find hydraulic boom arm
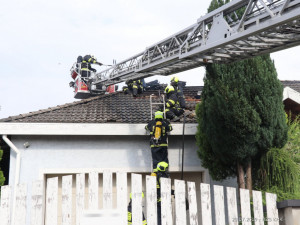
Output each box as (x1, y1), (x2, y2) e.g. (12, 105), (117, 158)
(94, 0), (300, 87)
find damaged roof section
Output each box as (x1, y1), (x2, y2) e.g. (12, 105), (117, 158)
(0, 86), (202, 124)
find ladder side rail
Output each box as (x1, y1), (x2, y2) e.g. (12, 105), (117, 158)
(150, 94), (166, 120)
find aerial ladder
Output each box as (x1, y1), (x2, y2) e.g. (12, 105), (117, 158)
(70, 0), (300, 99)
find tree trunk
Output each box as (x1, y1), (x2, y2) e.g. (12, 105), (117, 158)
(246, 158), (252, 196)
(237, 161), (245, 189)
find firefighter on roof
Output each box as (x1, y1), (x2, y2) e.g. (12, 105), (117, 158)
(164, 85), (185, 121)
(170, 76), (186, 109)
(127, 192), (147, 225)
(145, 111), (172, 169)
(123, 79), (144, 97)
(80, 54), (103, 78)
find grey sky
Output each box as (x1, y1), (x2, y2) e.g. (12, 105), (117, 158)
(0, 0), (299, 119)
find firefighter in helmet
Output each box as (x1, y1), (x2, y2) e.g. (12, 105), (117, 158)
(151, 161), (172, 225)
(123, 79), (144, 97)
(164, 85), (184, 121)
(145, 111), (172, 169)
(152, 162), (189, 225)
(127, 192), (147, 225)
(80, 54), (103, 78)
(170, 76), (186, 109)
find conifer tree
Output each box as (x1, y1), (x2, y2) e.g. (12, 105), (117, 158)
(196, 0), (288, 191)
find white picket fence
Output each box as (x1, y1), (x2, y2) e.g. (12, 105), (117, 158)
(0, 171), (280, 225)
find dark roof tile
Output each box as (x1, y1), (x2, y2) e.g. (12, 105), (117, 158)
(2, 81), (298, 124)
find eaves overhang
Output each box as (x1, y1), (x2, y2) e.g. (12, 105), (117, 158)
(0, 123), (197, 136)
(283, 87), (300, 104)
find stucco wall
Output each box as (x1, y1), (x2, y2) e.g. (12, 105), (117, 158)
(9, 135), (206, 186)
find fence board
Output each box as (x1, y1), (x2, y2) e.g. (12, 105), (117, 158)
(252, 190), (264, 225)
(88, 171), (98, 210)
(132, 173), (143, 225)
(175, 179), (187, 225)
(266, 193), (279, 225)
(187, 182), (198, 225)
(226, 187), (238, 225)
(76, 173), (85, 225)
(14, 183), (27, 225)
(62, 175), (73, 225)
(240, 189), (251, 225)
(160, 177), (172, 225)
(0, 185), (11, 225)
(31, 180), (44, 225)
(117, 172), (127, 225)
(146, 175), (157, 225)
(214, 185), (225, 225)
(45, 177), (58, 225)
(103, 171), (113, 209)
(200, 183), (212, 225)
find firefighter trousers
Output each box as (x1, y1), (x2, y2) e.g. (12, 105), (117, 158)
(166, 107), (184, 120)
(151, 146), (168, 169)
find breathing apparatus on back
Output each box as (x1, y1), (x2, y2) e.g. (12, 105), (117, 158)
(153, 111), (164, 144)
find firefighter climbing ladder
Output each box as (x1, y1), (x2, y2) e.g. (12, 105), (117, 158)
(93, 0), (300, 88)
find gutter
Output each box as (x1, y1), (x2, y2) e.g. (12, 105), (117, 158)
(2, 135), (21, 225)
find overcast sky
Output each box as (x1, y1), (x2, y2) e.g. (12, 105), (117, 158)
(0, 0), (299, 119)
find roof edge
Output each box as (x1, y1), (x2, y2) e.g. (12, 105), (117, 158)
(283, 87), (300, 104)
(0, 123), (197, 136)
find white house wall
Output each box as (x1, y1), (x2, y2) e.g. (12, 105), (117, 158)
(9, 135), (205, 187)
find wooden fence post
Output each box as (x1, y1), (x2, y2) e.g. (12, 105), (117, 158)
(88, 172), (98, 210)
(0, 185), (12, 225)
(62, 175), (72, 225)
(175, 179), (187, 225)
(146, 175), (157, 225)
(266, 193), (279, 225)
(240, 188), (251, 225)
(103, 171), (113, 209)
(76, 173), (85, 225)
(187, 181), (198, 225)
(132, 173), (143, 225)
(213, 185), (225, 225)
(252, 190), (264, 225)
(160, 177), (172, 225)
(200, 183), (212, 225)
(226, 187), (238, 225)
(31, 180), (44, 225)
(14, 183), (27, 225)
(117, 172), (127, 225)
(45, 177), (58, 225)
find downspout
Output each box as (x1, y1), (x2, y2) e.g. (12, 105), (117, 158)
(2, 135), (21, 225)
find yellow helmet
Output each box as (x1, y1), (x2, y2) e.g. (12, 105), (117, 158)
(156, 161), (169, 172)
(171, 76), (179, 83)
(155, 111), (164, 119)
(165, 85), (175, 94)
(130, 192), (145, 199)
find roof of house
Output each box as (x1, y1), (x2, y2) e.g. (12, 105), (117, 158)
(1, 80), (299, 124)
(0, 86), (202, 124)
(281, 80), (300, 93)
